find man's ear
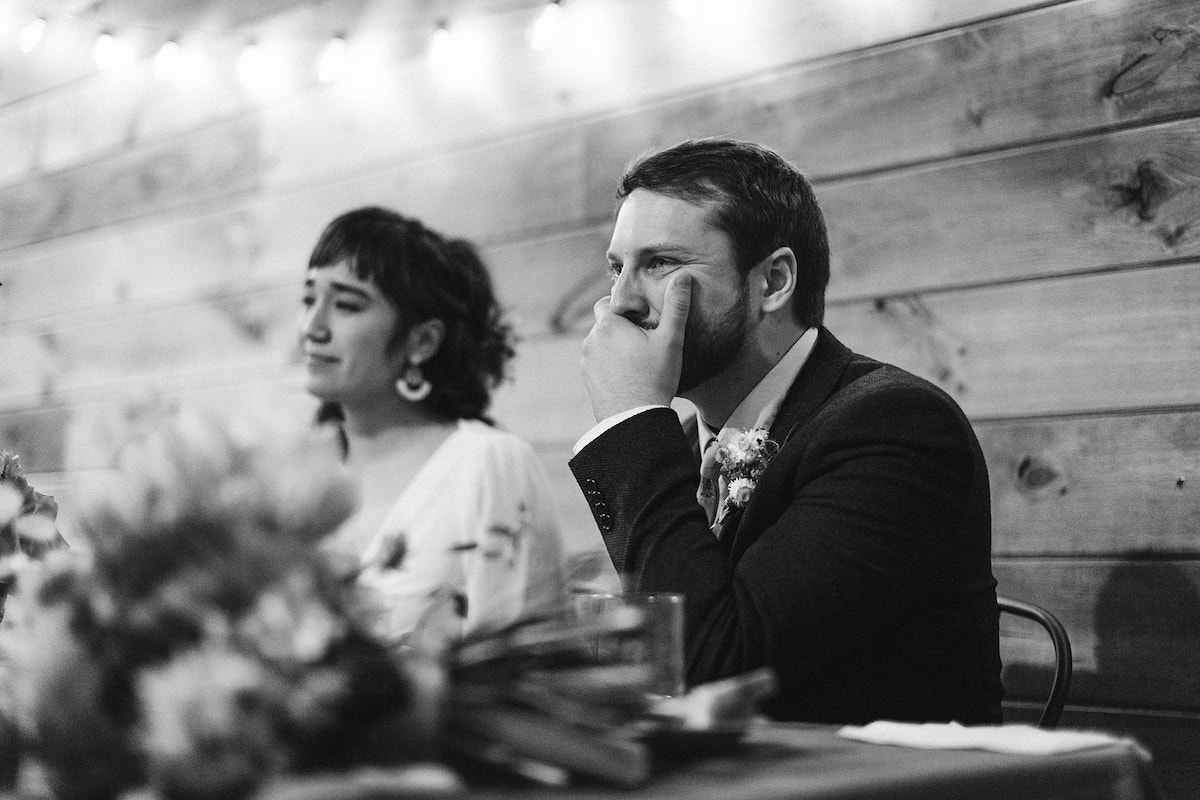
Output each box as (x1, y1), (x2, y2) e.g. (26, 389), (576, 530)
(758, 247), (797, 315)
(404, 319), (447, 364)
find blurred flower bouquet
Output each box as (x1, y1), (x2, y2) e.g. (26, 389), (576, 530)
(0, 411), (437, 800)
(0, 451), (66, 620)
(0, 408), (778, 800)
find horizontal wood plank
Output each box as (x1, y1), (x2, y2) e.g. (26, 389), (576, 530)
(5, 261), (1200, 430)
(994, 559), (1200, 711)
(827, 261), (1200, 417)
(821, 117), (1200, 300)
(0, 116), (261, 252)
(979, 410), (1200, 557)
(11, 377), (1198, 561)
(12, 113), (1200, 345)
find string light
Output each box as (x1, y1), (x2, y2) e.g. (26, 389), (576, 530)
(152, 36), (180, 81)
(3, 1), (619, 99)
(316, 31), (347, 84)
(427, 17), (488, 89)
(236, 37), (293, 96)
(428, 19), (452, 65)
(17, 15), (45, 53)
(92, 28), (114, 68)
(527, 0), (562, 52)
(235, 39), (263, 88)
(92, 27), (134, 71)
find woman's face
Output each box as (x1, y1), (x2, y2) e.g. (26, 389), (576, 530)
(299, 260), (404, 405)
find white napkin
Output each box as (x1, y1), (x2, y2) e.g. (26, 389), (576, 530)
(837, 720), (1122, 755)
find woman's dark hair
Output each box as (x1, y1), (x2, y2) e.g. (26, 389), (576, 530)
(308, 206), (515, 423)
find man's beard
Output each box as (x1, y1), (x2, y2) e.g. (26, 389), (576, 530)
(677, 281), (750, 394)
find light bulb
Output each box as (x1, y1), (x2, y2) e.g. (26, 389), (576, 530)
(236, 39), (263, 88)
(317, 32), (347, 84)
(429, 20), (451, 64)
(92, 27), (136, 72)
(93, 28), (116, 70)
(528, 0), (562, 52)
(153, 38), (180, 81)
(18, 16), (45, 53)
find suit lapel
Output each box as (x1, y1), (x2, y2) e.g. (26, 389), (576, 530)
(723, 327), (854, 563)
(767, 327), (854, 448)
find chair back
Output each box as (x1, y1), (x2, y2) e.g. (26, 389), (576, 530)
(997, 595), (1073, 729)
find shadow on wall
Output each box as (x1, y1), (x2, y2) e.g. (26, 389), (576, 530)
(1093, 559), (1200, 710)
(1004, 558), (1200, 711)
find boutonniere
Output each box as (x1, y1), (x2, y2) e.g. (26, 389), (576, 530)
(715, 427), (779, 513)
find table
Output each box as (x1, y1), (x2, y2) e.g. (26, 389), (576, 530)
(469, 723), (1164, 800)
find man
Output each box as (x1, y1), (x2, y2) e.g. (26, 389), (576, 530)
(569, 139), (1002, 725)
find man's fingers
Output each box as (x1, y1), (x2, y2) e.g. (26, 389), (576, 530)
(658, 272), (692, 344)
(592, 294), (612, 322)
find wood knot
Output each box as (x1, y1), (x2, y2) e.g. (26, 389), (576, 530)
(1110, 159), (1174, 222)
(1015, 452), (1065, 499)
(965, 101), (986, 128)
(1105, 26), (1198, 98)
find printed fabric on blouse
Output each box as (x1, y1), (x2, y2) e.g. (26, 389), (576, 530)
(329, 419), (567, 645)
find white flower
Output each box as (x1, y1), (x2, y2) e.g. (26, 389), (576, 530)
(727, 477), (756, 508)
(13, 514), (58, 546)
(0, 485), (22, 526)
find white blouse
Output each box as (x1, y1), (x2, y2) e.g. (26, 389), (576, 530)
(325, 419), (567, 644)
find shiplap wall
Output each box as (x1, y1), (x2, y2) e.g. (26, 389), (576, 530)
(1, 0), (1198, 794)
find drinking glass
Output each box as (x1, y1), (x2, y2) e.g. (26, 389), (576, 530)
(572, 591), (686, 698)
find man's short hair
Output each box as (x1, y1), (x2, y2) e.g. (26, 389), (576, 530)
(616, 138), (830, 329)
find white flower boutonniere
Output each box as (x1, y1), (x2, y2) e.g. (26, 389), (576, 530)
(715, 427), (779, 515)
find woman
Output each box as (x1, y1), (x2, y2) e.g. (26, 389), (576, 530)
(300, 206), (566, 644)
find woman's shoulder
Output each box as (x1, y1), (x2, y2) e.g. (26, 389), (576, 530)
(447, 421), (553, 513)
(452, 419), (538, 463)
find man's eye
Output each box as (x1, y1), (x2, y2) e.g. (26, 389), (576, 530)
(335, 302), (364, 312)
(648, 257), (676, 271)
(607, 263), (622, 281)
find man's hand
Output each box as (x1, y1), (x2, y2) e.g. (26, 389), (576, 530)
(580, 272), (692, 421)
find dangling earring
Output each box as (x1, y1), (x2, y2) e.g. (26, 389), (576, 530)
(396, 360), (432, 402)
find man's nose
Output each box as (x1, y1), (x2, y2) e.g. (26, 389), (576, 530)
(608, 270), (651, 323)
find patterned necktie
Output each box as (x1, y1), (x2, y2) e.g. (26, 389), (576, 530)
(697, 434), (721, 529)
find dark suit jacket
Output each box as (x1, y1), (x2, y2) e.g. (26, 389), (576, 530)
(570, 328), (1003, 725)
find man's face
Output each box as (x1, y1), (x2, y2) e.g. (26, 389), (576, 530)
(606, 188), (751, 394)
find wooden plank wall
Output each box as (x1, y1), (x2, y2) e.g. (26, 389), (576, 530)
(1, 0), (1198, 793)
